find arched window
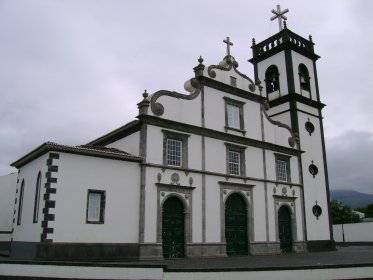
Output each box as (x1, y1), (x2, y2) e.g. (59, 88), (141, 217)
(33, 172), (42, 223)
(17, 179), (25, 225)
(265, 65), (280, 94)
(299, 64), (310, 92)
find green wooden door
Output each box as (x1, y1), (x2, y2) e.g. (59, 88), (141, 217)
(225, 193), (248, 256)
(162, 196), (185, 258)
(278, 206), (292, 253)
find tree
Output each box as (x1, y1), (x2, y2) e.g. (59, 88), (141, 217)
(330, 200), (360, 224)
(356, 203), (373, 218)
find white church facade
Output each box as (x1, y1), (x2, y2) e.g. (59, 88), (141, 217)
(7, 24), (334, 260)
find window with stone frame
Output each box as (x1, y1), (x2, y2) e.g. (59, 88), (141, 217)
(162, 130), (190, 168)
(86, 190), (106, 224)
(225, 143), (247, 176)
(17, 179), (25, 225)
(33, 172), (42, 223)
(224, 97), (245, 132)
(275, 154), (291, 182)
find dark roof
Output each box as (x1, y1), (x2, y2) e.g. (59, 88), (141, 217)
(11, 142), (143, 168)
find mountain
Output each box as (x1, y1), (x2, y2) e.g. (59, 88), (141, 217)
(330, 189), (373, 209)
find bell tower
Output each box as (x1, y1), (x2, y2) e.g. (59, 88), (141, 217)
(249, 13), (334, 251)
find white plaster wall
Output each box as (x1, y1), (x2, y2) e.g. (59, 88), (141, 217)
(252, 183), (266, 242)
(0, 173), (17, 242)
(267, 103), (290, 117)
(12, 154), (49, 242)
(204, 87), (229, 132)
(52, 153), (140, 243)
(145, 125), (164, 165)
(263, 111), (294, 148)
(292, 51), (318, 101)
(204, 138), (226, 174)
(107, 131), (140, 156)
(204, 176), (221, 242)
(333, 222), (373, 242)
(0, 173), (17, 231)
(143, 168), (159, 243)
(244, 102), (262, 140)
(245, 147), (264, 179)
(202, 64), (259, 94)
(149, 91), (202, 126)
(297, 111), (330, 240)
(256, 51), (288, 96)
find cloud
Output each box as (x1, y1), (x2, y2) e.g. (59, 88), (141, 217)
(327, 131), (373, 194)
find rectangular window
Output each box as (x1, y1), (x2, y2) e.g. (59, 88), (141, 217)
(162, 130), (190, 168)
(275, 154), (291, 182)
(228, 150), (240, 175)
(166, 138), (182, 166)
(230, 76), (237, 87)
(86, 190), (105, 224)
(225, 143), (247, 177)
(17, 180), (25, 225)
(224, 97), (245, 133)
(227, 104), (240, 129)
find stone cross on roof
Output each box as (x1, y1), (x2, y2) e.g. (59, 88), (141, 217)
(270, 4), (289, 31)
(223, 37), (233, 57)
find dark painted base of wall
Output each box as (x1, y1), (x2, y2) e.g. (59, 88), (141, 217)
(11, 242), (139, 261)
(307, 240), (336, 252)
(335, 242), (373, 246)
(0, 241), (10, 251)
(10, 240), (337, 260)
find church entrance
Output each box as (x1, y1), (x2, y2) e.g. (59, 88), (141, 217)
(278, 206), (292, 253)
(225, 193), (248, 256)
(162, 196), (185, 258)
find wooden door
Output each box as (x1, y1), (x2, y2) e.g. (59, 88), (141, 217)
(162, 196), (185, 258)
(225, 193), (248, 256)
(278, 206), (292, 253)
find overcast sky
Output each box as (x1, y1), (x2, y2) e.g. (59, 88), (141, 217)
(1, 0), (372, 194)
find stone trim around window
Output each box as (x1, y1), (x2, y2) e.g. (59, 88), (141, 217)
(274, 153), (291, 183)
(162, 129), (190, 168)
(225, 143), (247, 177)
(17, 179), (25, 226)
(33, 171), (42, 223)
(86, 189), (106, 224)
(223, 96), (246, 135)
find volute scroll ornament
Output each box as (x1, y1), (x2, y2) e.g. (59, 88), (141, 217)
(150, 78), (201, 116)
(207, 55), (256, 92)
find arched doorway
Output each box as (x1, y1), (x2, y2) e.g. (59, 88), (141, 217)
(278, 205), (292, 253)
(225, 193), (248, 256)
(162, 196), (185, 258)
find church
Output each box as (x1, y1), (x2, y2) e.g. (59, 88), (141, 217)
(8, 18), (334, 260)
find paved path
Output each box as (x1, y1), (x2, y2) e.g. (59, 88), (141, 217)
(142, 246), (373, 271)
(1, 246), (373, 272)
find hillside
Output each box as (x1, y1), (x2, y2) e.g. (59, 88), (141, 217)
(330, 189), (373, 209)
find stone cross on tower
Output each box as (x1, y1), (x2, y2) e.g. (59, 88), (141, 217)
(223, 37), (233, 57)
(270, 5), (289, 31)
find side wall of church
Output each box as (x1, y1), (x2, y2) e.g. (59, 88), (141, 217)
(12, 154), (49, 242)
(51, 152), (141, 243)
(0, 173), (17, 249)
